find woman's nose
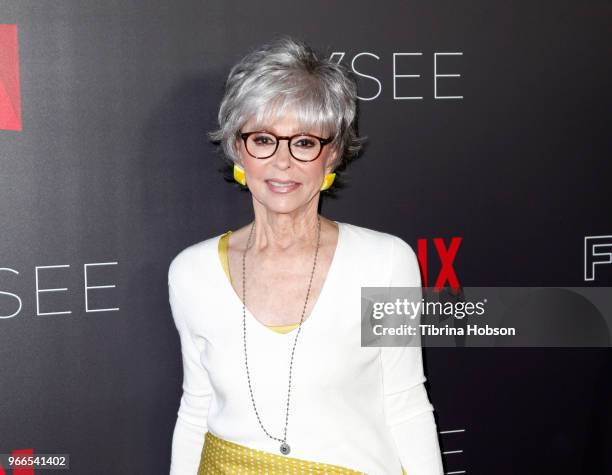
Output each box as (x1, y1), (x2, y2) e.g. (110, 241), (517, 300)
(271, 140), (292, 168)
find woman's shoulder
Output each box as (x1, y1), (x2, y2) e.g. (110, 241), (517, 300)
(339, 221), (414, 255)
(168, 231), (226, 286)
(341, 222), (420, 286)
(338, 221), (419, 286)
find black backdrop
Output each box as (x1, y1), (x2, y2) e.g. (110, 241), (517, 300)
(0, 1), (610, 474)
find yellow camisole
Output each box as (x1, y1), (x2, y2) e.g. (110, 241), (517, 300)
(201, 230), (408, 475)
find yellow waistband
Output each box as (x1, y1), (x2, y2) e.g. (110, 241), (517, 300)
(199, 431), (368, 474)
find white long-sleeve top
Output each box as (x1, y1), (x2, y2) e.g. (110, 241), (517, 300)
(168, 221), (444, 475)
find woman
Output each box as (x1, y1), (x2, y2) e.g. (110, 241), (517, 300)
(168, 36), (444, 475)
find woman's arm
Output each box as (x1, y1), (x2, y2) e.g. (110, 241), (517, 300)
(381, 236), (445, 475)
(168, 281), (213, 475)
(382, 348), (444, 474)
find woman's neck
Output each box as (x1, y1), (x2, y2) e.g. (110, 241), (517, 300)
(249, 200), (321, 252)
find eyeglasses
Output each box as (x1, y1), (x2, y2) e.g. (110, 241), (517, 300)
(239, 130), (333, 162)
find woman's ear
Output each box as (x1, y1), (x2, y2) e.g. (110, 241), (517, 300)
(325, 148), (339, 174)
(233, 139), (246, 168)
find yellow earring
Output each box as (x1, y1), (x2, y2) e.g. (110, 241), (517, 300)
(320, 173), (336, 191)
(233, 163), (247, 186)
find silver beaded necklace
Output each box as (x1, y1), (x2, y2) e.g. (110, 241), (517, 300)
(241, 215), (322, 456)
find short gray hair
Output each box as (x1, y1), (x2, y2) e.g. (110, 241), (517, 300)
(208, 36), (365, 170)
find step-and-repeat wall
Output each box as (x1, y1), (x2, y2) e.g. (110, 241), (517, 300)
(1, 1), (610, 474)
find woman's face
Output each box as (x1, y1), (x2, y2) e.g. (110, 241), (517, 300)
(236, 110), (338, 215)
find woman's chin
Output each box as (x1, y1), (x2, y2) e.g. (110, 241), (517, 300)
(261, 200), (304, 214)
(253, 193), (312, 214)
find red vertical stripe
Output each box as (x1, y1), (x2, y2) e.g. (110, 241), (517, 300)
(417, 238), (428, 288)
(0, 24), (22, 131)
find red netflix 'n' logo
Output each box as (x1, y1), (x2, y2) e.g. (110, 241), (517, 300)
(417, 237), (462, 291)
(0, 24), (22, 131)
(0, 448), (34, 475)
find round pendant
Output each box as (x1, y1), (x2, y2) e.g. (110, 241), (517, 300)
(280, 442), (290, 455)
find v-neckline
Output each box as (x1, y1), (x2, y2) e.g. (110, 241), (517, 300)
(216, 221), (344, 337)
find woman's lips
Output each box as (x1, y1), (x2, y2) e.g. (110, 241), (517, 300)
(265, 179), (301, 194)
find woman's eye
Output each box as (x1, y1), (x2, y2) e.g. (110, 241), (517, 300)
(294, 138), (315, 148)
(254, 136), (274, 145)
